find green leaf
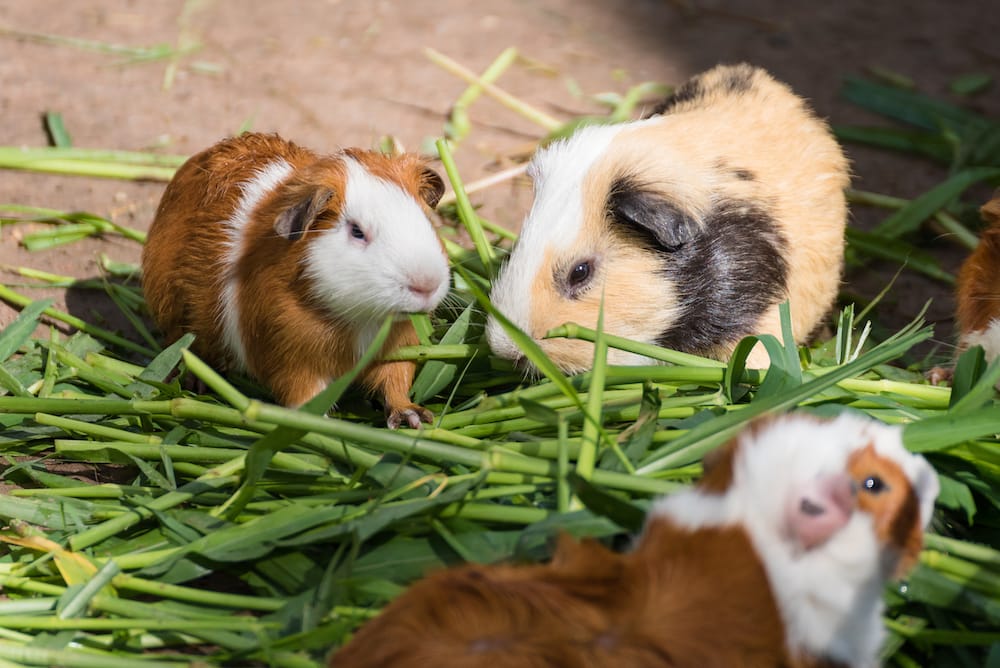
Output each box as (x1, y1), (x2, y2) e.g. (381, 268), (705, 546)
(567, 472), (646, 532)
(875, 167), (1000, 239)
(519, 398), (562, 426)
(834, 125), (953, 163)
(904, 407), (1000, 453)
(410, 304), (474, 403)
(841, 76), (977, 132)
(949, 352), (1000, 413)
(0, 298), (54, 362)
(936, 474), (978, 523)
(951, 73), (993, 96)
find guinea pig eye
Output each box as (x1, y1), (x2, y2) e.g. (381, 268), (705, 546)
(568, 261), (592, 287)
(861, 475), (888, 495)
(349, 222), (367, 242)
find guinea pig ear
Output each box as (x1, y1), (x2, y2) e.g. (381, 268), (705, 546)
(274, 186), (334, 241)
(608, 180), (701, 251)
(418, 167), (445, 209)
(698, 438), (740, 494)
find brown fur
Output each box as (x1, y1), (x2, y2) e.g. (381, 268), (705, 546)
(328, 414), (929, 668)
(328, 524), (792, 668)
(142, 133), (441, 422)
(847, 444), (923, 577)
(956, 194), (1000, 336)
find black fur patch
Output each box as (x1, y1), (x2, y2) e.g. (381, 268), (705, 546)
(648, 65), (758, 118)
(648, 79), (703, 116)
(719, 65), (755, 95)
(714, 159), (756, 182)
(607, 177), (701, 251)
(653, 199), (788, 353)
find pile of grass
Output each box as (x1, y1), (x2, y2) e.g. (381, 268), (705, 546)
(0, 51), (999, 667)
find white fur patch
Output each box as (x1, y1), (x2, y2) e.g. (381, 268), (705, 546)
(486, 123), (631, 354)
(649, 413), (938, 667)
(303, 157), (449, 339)
(220, 159), (293, 370)
(961, 318), (1000, 362)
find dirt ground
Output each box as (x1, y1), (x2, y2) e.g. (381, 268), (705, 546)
(1, 0), (998, 358)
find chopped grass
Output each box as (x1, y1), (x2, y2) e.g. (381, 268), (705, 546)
(0, 54), (999, 667)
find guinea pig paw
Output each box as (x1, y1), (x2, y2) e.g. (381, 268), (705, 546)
(387, 404), (434, 430)
(926, 366), (953, 386)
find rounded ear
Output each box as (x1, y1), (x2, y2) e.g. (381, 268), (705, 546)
(608, 178), (701, 251)
(419, 167), (445, 209)
(274, 185), (334, 241)
(698, 438), (740, 494)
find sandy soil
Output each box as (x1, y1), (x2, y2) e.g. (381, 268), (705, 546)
(1, 0), (998, 357)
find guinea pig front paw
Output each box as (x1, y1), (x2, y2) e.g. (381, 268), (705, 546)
(386, 404), (434, 430)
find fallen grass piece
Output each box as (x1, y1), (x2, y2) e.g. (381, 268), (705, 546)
(0, 285), (156, 358)
(424, 47), (562, 131)
(0, 147), (182, 181)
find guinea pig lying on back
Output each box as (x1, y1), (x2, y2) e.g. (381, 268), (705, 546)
(328, 413), (938, 668)
(487, 64), (849, 372)
(141, 133), (449, 428)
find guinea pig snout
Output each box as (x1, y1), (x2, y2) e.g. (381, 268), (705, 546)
(787, 472), (856, 550)
(402, 269), (448, 312)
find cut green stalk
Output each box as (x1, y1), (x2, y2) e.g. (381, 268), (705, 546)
(445, 47), (519, 141)
(437, 139), (497, 276)
(424, 47), (562, 131)
(574, 301), (608, 491)
(545, 323), (728, 368)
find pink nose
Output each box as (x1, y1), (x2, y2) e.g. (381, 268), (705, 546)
(408, 277), (441, 300)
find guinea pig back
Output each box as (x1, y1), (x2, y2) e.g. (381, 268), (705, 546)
(486, 64), (850, 373)
(141, 132), (449, 428)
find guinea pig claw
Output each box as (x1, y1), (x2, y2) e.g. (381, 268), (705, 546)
(387, 404), (434, 430)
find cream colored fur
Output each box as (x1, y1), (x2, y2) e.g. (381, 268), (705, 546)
(487, 64), (850, 373)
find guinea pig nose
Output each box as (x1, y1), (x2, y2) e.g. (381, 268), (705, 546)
(407, 276), (441, 299)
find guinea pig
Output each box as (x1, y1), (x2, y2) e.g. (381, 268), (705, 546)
(955, 192), (1000, 373)
(141, 132), (449, 428)
(486, 64), (849, 373)
(657, 412), (939, 668)
(326, 413), (938, 668)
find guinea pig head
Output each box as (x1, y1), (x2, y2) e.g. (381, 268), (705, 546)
(272, 151), (449, 326)
(702, 413), (938, 590)
(486, 120), (787, 374)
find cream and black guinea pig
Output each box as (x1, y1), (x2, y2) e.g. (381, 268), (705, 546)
(141, 133), (449, 428)
(486, 64), (850, 373)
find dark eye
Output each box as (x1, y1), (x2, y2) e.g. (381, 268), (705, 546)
(568, 261), (592, 287)
(862, 475), (887, 494)
(349, 222), (366, 241)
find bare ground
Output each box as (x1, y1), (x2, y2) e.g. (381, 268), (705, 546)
(1, 0), (999, 359)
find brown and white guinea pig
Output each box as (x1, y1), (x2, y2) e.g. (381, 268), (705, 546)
(326, 413), (938, 668)
(141, 132), (449, 428)
(955, 192), (1000, 376)
(656, 412), (938, 668)
(486, 64), (849, 373)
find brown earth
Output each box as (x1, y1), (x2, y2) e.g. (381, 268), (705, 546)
(1, 0), (998, 360)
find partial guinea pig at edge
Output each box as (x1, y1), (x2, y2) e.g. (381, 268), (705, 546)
(141, 132), (449, 428)
(955, 191), (1000, 372)
(486, 63), (850, 373)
